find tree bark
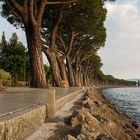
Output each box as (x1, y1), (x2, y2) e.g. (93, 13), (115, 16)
(79, 66), (82, 87)
(79, 72), (82, 87)
(74, 62), (81, 87)
(43, 48), (62, 87)
(66, 57), (75, 86)
(5, 0), (49, 88)
(56, 55), (69, 87)
(74, 69), (80, 87)
(73, 55), (81, 87)
(25, 25), (47, 88)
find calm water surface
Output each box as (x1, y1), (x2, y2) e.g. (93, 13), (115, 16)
(102, 87), (140, 124)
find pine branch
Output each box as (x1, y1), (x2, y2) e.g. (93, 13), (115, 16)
(28, 0), (36, 24)
(37, 0), (47, 25)
(47, 0), (78, 4)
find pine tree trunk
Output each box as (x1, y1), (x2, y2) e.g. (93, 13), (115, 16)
(13, 74), (17, 86)
(83, 71), (86, 87)
(43, 49), (62, 87)
(57, 56), (67, 80)
(56, 55), (69, 87)
(74, 67), (80, 87)
(66, 57), (75, 86)
(79, 67), (82, 87)
(25, 25), (47, 88)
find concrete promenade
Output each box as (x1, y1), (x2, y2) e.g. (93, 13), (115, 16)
(0, 87), (81, 116)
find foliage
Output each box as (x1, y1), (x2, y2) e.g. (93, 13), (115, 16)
(1, 0), (134, 88)
(4, 55), (24, 76)
(0, 69), (11, 87)
(0, 32), (27, 85)
(44, 64), (52, 84)
(1, 31), (7, 48)
(64, 0), (106, 65)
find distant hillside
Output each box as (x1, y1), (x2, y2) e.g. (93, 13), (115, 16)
(127, 79), (140, 82)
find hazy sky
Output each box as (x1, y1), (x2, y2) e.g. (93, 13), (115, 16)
(0, 0), (140, 79)
(0, 17), (27, 45)
(98, 0), (140, 79)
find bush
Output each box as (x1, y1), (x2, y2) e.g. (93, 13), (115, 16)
(0, 69), (11, 88)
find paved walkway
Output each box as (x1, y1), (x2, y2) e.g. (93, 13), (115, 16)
(0, 87), (81, 116)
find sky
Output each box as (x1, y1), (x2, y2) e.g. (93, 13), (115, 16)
(0, 13), (48, 64)
(98, 0), (140, 79)
(0, 0), (140, 79)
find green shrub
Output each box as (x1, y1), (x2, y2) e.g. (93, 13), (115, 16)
(0, 69), (11, 88)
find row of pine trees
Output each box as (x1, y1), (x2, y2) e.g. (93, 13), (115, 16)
(0, 0), (136, 88)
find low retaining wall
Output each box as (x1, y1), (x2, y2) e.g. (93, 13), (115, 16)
(55, 89), (83, 111)
(47, 89), (83, 118)
(0, 89), (83, 140)
(0, 105), (46, 140)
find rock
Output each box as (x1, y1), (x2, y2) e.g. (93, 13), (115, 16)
(83, 102), (92, 109)
(76, 134), (86, 140)
(65, 111), (79, 125)
(96, 134), (113, 140)
(123, 123), (134, 133)
(132, 121), (139, 129)
(136, 134), (140, 138)
(85, 93), (89, 97)
(94, 101), (99, 106)
(71, 124), (82, 137)
(82, 95), (87, 100)
(67, 135), (77, 140)
(93, 115), (109, 125)
(65, 89), (140, 140)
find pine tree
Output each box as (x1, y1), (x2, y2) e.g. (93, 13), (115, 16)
(1, 31), (7, 48)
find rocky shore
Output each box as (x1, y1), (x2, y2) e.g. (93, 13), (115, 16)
(49, 88), (140, 140)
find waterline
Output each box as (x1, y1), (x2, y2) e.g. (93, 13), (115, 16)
(102, 87), (140, 124)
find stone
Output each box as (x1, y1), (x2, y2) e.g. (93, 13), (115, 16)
(0, 122), (5, 140)
(123, 123), (133, 133)
(132, 121), (139, 129)
(65, 89), (140, 140)
(67, 135), (77, 140)
(0, 106), (46, 140)
(71, 124), (82, 137)
(96, 134), (113, 140)
(136, 134), (140, 138)
(83, 102), (92, 109)
(93, 115), (109, 125)
(94, 101), (99, 106)
(76, 134), (86, 140)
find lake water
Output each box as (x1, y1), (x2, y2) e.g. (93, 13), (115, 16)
(102, 87), (140, 124)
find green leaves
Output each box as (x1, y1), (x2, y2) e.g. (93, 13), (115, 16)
(0, 69), (11, 87)
(4, 55), (25, 76)
(0, 69), (11, 80)
(0, 32), (27, 85)
(44, 64), (52, 81)
(1, 31), (7, 48)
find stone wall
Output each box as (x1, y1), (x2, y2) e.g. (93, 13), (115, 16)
(0, 89), (83, 140)
(0, 105), (46, 140)
(55, 90), (83, 111)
